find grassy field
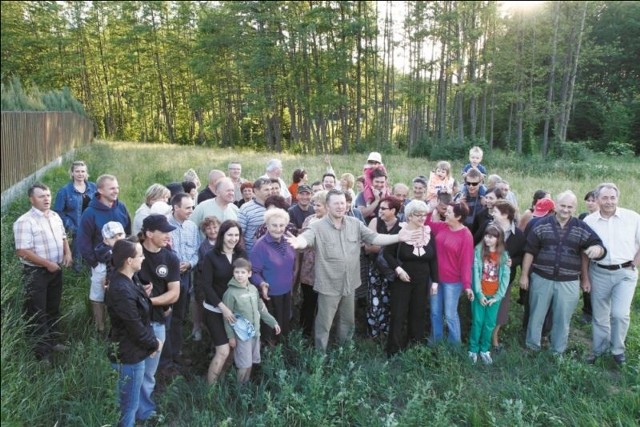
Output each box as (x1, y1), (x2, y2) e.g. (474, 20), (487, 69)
(1, 140), (639, 426)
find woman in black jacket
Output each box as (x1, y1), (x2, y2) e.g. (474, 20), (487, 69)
(105, 239), (160, 427)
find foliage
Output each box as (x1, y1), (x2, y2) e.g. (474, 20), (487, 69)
(2, 141), (639, 426)
(1, 76), (87, 115)
(1, 1), (638, 155)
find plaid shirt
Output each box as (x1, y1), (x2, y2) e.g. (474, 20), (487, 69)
(13, 208), (67, 266)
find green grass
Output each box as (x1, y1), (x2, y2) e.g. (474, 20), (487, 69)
(1, 141), (639, 426)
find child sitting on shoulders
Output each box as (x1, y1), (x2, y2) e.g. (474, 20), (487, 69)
(223, 258), (280, 383)
(427, 160), (455, 202)
(462, 146), (488, 178)
(362, 152), (388, 204)
(468, 225), (510, 366)
(94, 221), (127, 335)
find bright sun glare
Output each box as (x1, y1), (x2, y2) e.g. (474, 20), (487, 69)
(500, 1), (546, 13)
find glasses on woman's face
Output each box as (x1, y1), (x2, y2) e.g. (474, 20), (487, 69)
(412, 212), (428, 218)
(379, 206), (390, 211)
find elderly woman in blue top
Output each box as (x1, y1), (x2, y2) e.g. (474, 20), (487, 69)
(249, 208), (296, 344)
(54, 160), (98, 271)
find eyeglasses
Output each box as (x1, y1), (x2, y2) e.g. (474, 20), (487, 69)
(465, 181), (480, 187)
(412, 213), (428, 218)
(379, 206), (390, 211)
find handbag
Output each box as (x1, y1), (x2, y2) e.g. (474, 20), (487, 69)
(375, 244), (401, 282)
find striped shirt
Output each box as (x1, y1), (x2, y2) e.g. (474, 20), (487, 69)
(237, 199), (266, 254)
(14, 208), (67, 266)
(168, 216), (200, 268)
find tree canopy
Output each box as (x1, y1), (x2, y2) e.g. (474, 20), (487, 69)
(2, 1), (638, 155)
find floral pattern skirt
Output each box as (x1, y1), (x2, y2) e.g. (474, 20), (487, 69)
(367, 263), (390, 338)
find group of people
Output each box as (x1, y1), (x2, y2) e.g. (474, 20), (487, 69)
(12, 148), (639, 426)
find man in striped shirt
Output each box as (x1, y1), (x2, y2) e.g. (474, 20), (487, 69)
(13, 183), (72, 362)
(238, 177), (272, 254)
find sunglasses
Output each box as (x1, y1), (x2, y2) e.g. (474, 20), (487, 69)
(465, 181), (481, 187)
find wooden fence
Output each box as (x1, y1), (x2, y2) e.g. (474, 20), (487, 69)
(1, 112), (94, 193)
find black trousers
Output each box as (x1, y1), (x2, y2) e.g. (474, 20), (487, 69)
(387, 279), (428, 355)
(262, 292), (291, 344)
(161, 272), (190, 366)
(299, 284), (318, 338)
(23, 266), (63, 359)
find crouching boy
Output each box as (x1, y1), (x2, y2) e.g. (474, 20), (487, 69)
(223, 258), (280, 383)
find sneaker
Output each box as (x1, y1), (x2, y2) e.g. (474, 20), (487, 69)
(585, 354), (598, 365)
(613, 353), (626, 366)
(468, 351), (478, 364)
(480, 351), (493, 365)
(192, 330), (202, 341)
(52, 343), (68, 352)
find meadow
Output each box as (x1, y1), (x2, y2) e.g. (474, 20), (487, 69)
(1, 140), (639, 426)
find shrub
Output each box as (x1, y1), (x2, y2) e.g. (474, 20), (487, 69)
(604, 141), (634, 156)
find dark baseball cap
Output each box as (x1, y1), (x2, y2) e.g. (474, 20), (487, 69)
(142, 214), (176, 233)
(298, 184), (312, 194)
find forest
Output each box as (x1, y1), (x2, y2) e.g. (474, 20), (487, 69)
(1, 1), (639, 156)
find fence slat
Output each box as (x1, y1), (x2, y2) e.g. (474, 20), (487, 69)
(1, 112), (94, 193)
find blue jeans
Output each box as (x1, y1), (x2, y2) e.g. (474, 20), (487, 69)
(430, 282), (463, 344)
(111, 360), (145, 427)
(137, 322), (164, 421)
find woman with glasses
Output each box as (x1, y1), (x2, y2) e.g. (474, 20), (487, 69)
(426, 201), (475, 344)
(383, 200), (438, 356)
(364, 196), (403, 338)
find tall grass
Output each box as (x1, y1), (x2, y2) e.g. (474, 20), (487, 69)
(2, 141), (638, 425)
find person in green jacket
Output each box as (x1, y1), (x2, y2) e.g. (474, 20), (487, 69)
(468, 225), (511, 365)
(223, 258), (280, 383)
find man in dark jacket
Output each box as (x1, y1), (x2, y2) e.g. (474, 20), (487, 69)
(76, 174), (131, 337)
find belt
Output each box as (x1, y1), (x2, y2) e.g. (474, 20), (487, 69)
(596, 261), (633, 271)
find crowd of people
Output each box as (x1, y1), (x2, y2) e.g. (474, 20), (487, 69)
(12, 148), (639, 426)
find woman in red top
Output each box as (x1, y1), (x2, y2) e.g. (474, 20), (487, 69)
(426, 201), (475, 344)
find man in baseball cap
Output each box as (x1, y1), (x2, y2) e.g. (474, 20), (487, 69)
(532, 198), (555, 218)
(288, 184), (315, 231)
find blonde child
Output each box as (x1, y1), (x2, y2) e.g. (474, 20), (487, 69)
(340, 173), (356, 200)
(223, 258), (280, 383)
(426, 161), (455, 202)
(468, 225), (510, 365)
(462, 146), (487, 177)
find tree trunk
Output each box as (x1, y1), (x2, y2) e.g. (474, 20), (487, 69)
(542, 3), (560, 157)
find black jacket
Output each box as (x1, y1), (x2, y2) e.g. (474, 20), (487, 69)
(106, 271), (158, 364)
